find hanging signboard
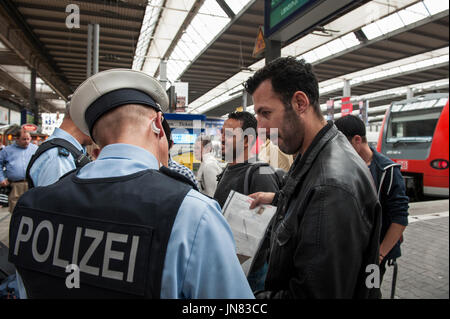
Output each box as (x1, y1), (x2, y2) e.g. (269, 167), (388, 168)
(265, 0), (359, 42)
(0, 106), (9, 124)
(341, 97), (353, 116)
(22, 123), (38, 132)
(173, 82), (189, 112)
(20, 109), (34, 125)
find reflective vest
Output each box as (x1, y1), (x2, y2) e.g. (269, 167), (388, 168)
(9, 167), (192, 298)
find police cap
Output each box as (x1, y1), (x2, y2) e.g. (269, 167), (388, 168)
(70, 69), (169, 138)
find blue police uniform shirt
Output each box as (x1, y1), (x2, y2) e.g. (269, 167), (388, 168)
(17, 143), (254, 299)
(0, 142), (38, 182)
(28, 127), (86, 187)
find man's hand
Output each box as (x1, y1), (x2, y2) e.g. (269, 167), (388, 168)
(0, 179), (9, 187)
(249, 192), (275, 209)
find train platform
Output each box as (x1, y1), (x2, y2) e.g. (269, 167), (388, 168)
(0, 199), (448, 299)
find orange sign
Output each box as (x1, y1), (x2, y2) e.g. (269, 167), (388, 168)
(253, 26), (266, 58)
(22, 123), (38, 132)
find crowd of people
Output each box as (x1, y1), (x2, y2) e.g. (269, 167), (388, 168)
(0, 57), (409, 299)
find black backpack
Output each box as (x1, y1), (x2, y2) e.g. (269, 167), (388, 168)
(26, 138), (91, 188)
(243, 162), (286, 195)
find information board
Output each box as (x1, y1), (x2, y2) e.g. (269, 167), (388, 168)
(265, 0), (359, 42)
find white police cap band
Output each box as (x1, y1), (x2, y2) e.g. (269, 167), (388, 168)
(70, 69), (169, 137)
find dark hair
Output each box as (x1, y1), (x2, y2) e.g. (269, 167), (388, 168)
(228, 111), (257, 140)
(244, 56), (321, 118)
(334, 115), (367, 142)
(14, 129), (28, 139)
(162, 118), (173, 149)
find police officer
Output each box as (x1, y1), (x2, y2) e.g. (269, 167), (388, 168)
(27, 103), (93, 187)
(9, 69), (253, 299)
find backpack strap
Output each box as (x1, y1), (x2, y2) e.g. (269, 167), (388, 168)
(26, 138), (91, 188)
(243, 162), (271, 195)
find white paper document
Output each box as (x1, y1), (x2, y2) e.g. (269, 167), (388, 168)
(222, 190), (277, 276)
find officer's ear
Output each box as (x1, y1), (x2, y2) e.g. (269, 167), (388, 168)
(152, 112), (164, 139)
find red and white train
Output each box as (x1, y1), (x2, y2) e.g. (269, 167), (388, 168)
(377, 93), (449, 199)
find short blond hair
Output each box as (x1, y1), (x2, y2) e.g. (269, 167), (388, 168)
(92, 104), (156, 147)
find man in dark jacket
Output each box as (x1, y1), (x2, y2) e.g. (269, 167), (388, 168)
(335, 115), (409, 288)
(245, 57), (381, 298)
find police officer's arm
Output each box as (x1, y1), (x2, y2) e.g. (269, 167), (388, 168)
(379, 166), (409, 260)
(176, 195), (254, 299)
(257, 185), (372, 299)
(29, 150), (75, 187)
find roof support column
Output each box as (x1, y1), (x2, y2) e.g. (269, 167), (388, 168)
(406, 87), (413, 99)
(242, 92), (247, 112)
(93, 24), (100, 75)
(159, 60), (168, 90)
(265, 40), (281, 64)
(87, 24), (93, 77)
(343, 79), (351, 97)
(30, 68), (37, 125)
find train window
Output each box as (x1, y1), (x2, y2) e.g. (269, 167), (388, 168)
(387, 108), (442, 142)
(435, 97), (448, 107)
(391, 104), (404, 112)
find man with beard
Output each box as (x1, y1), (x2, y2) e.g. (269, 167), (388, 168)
(245, 57), (382, 298)
(213, 111), (279, 209)
(213, 111), (279, 291)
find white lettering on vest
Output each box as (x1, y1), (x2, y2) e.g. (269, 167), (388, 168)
(102, 232), (127, 281)
(72, 226), (82, 265)
(13, 216), (141, 283)
(127, 236), (139, 283)
(79, 228), (103, 276)
(14, 216), (34, 256)
(32, 220), (54, 263)
(52, 224), (69, 268)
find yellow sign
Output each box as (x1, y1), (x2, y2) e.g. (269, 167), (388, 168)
(236, 106), (243, 112)
(253, 26), (266, 57)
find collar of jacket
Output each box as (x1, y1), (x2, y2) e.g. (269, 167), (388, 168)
(275, 121), (336, 219)
(369, 146), (401, 172)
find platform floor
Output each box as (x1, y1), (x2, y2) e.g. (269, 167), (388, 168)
(1, 199), (448, 299)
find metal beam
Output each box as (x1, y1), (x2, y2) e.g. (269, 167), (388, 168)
(26, 16), (141, 33)
(93, 24), (100, 75)
(32, 25), (139, 41)
(0, 51), (26, 65)
(153, 0), (205, 76)
(59, 0), (146, 11)
(0, 2), (72, 98)
(215, 0), (235, 18)
(178, 0), (258, 80)
(15, 2), (144, 23)
(38, 36), (135, 48)
(0, 68), (60, 112)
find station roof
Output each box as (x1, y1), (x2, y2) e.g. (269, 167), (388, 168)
(0, 0), (448, 122)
